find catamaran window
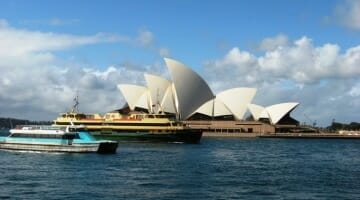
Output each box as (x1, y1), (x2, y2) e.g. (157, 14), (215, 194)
(10, 133), (79, 139)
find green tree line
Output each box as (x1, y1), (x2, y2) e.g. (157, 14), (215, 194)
(327, 122), (360, 131)
(0, 118), (51, 129)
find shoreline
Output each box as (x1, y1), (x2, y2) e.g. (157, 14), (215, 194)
(203, 131), (360, 139)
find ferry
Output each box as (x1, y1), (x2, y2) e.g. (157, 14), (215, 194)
(0, 125), (118, 153)
(52, 101), (202, 143)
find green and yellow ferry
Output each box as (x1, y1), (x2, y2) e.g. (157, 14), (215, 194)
(53, 106), (202, 143)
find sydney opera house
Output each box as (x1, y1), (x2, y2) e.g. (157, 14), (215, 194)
(117, 58), (300, 134)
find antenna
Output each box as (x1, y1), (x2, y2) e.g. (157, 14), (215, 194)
(9, 118), (13, 129)
(155, 88), (165, 114)
(71, 91), (79, 113)
(304, 114), (316, 127)
(211, 96), (215, 120)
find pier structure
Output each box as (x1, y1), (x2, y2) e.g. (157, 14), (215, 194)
(184, 120), (274, 137)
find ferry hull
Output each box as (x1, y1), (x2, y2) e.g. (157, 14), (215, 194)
(91, 130), (203, 143)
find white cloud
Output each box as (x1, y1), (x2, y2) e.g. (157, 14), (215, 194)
(0, 29), (123, 56)
(334, 0), (360, 30)
(0, 19), (168, 121)
(203, 35), (360, 126)
(257, 34), (289, 51)
(135, 29), (154, 48)
(91, 66), (118, 80)
(0, 20), (129, 69)
(349, 82), (360, 96)
(132, 28), (170, 57)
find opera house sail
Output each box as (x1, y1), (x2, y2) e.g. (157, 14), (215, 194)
(164, 58), (214, 120)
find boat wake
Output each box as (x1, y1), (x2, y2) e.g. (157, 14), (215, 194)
(168, 141), (184, 144)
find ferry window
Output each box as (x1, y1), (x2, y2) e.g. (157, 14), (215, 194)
(86, 115), (94, 119)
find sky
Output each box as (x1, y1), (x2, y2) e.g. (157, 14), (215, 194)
(0, 0), (359, 126)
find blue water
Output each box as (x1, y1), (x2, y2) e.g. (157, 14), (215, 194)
(0, 138), (359, 199)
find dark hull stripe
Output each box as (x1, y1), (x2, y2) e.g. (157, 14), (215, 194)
(54, 122), (174, 126)
(93, 132), (203, 143)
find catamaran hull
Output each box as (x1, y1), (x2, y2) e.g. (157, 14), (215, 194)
(0, 141), (118, 153)
(97, 141), (118, 153)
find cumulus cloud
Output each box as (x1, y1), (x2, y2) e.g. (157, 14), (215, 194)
(333, 0), (360, 30)
(0, 19), (167, 121)
(257, 34), (289, 51)
(206, 36), (360, 85)
(203, 35), (360, 126)
(349, 82), (360, 97)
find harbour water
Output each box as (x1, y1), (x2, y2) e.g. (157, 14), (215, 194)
(0, 137), (359, 199)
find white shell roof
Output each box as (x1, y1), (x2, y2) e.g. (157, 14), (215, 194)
(217, 88), (257, 120)
(165, 58), (214, 119)
(259, 109), (270, 119)
(248, 102), (299, 124)
(144, 73), (174, 113)
(266, 102), (299, 124)
(195, 98), (232, 117)
(144, 74), (170, 104)
(136, 91), (151, 110)
(247, 104), (266, 120)
(161, 84), (177, 113)
(117, 84), (149, 110)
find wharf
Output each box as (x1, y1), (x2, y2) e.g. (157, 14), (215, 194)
(259, 132), (360, 139)
(184, 120), (360, 139)
(203, 132), (260, 138)
(201, 130), (360, 139)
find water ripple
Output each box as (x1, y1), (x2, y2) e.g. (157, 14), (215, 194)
(0, 138), (359, 199)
